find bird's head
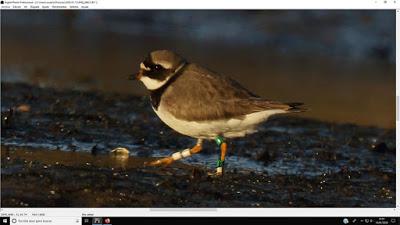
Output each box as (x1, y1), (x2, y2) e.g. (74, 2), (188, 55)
(130, 50), (186, 90)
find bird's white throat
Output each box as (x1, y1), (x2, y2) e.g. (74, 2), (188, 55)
(140, 76), (169, 90)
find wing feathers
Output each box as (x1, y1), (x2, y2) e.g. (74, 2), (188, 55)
(161, 64), (306, 121)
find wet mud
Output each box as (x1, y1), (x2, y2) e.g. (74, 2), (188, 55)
(1, 83), (395, 207)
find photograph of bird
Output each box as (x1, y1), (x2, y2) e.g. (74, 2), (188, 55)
(130, 50), (306, 176)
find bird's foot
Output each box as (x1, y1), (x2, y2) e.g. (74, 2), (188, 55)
(146, 157), (174, 167)
(207, 167), (223, 177)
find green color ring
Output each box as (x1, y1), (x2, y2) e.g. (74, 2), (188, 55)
(215, 136), (224, 146)
(216, 159), (225, 167)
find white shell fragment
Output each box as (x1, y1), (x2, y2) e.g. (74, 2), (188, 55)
(111, 147), (130, 155)
(110, 147), (130, 168)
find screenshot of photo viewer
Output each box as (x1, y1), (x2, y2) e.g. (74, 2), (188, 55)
(0, 0), (399, 224)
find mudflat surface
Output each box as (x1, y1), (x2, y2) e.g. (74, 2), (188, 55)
(1, 83), (395, 207)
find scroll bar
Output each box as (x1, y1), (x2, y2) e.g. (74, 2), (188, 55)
(150, 208), (217, 212)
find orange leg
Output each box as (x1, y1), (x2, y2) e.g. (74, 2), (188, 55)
(215, 142), (227, 175)
(148, 139), (203, 166)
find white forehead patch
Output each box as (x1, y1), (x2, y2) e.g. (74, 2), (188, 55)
(140, 62), (151, 71)
(140, 76), (169, 90)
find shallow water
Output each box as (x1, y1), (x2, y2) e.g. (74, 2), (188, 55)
(1, 83), (395, 207)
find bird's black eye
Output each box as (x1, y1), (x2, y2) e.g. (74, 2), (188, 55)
(154, 64), (162, 71)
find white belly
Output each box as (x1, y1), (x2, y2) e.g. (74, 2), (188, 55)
(153, 104), (285, 139)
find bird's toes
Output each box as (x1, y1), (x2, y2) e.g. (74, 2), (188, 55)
(146, 157), (174, 167)
(207, 171), (223, 177)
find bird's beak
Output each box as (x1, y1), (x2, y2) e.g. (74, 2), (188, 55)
(128, 70), (143, 80)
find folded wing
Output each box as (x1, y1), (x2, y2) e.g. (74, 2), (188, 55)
(162, 64), (305, 121)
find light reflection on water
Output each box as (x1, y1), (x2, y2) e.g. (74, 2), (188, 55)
(2, 124), (395, 179)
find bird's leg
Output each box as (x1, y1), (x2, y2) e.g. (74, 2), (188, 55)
(215, 136), (227, 176)
(147, 139), (203, 166)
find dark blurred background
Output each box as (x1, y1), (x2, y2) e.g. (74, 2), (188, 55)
(1, 10), (395, 128)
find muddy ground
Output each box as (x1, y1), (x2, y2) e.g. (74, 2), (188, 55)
(1, 82), (396, 207)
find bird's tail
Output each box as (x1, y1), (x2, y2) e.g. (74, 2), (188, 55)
(285, 102), (308, 113)
(246, 98), (308, 113)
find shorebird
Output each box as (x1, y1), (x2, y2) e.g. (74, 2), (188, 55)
(130, 50), (305, 175)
